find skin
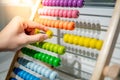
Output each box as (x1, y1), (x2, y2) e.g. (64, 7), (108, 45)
(0, 16), (48, 51)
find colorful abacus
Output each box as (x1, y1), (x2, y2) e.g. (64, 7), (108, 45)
(13, 67), (41, 80)
(17, 58), (58, 80)
(42, 0), (84, 7)
(38, 9), (79, 18)
(31, 42), (66, 55)
(34, 18), (75, 30)
(63, 34), (103, 50)
(21, 47), (61, 67)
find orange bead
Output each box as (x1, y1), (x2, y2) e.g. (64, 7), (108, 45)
(50, 20), (55, 27)
(47, 20), (51, 27)
(67, 22), (75, 30)
(54, 20), (60, 28)
(43, 19), (48, 26)
(41, 19), (45, 25)
(63, 21), (69, 30)
(59, 21), (64, 29)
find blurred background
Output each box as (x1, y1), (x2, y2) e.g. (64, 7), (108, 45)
(0, 0), (37, 79)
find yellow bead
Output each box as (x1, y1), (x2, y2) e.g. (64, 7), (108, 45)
(46, 30), (53, 38)
(35, 29), (40, 34)
(63, 34), (70, 43)
(78, 37), (85, 46)
(68, 35), (74, 44)
(96, 40), (103, 50)
(73, 36), (80, 45)
(89, 38), (97, 49)
(83, 37), (91, 48)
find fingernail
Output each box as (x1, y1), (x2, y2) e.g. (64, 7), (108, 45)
(44, 34), (48, 39)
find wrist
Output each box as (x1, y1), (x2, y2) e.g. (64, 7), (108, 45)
(0, 32), (8, 51)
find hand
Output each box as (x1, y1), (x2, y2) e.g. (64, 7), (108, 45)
(0, 16), (48, 51)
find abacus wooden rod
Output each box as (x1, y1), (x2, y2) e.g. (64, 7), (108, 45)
(91, 0), (120, 80)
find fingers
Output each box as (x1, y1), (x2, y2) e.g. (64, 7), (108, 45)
(26, 34), (48, 43)
(24, 20), (48, 32)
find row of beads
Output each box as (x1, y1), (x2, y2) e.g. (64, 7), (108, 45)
(63, 34), (103, 50)
(17, 58), (58, 80)
(34, 18), (75, 30)
(31, 42), (66, 55)
(9, 78), (17, 80)
(13, 67), (40, 80)
(42, 0), (84, 7)
(21, 47), (61, 67)
(38, 9), (79, 18)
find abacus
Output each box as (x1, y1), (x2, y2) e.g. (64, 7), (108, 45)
(6, 0), (120, 80)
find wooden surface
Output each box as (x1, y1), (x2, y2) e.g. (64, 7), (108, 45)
(90, 0), (120, 80)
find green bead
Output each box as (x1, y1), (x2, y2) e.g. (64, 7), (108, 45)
(45, 55), (51, 63)
(34, 53), (38, 59)
(53, 58), (61, 67)
(49, 57), (56, 65)
(41, 54), (46, 61)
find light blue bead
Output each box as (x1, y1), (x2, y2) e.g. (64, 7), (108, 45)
(37, 66), (43, 74)
(26, 62), (32, 68)
(33, 64), (39, 72)
(41, 68), (48, 76)
(44, 69), (52, 78)
(29, 63), (35, 70)
(49, 71), (58, 80)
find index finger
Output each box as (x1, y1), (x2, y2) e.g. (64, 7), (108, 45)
(24, 20), (48, 32)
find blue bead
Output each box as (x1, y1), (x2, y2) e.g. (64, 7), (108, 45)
(22, 72), (28, 79)
(9, 78), (17, 80)
(25, 74), (31, 80)
(49, 71), (58, 80)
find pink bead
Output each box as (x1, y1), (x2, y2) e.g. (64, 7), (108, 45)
(43, 9), (48, 15)
(67, 10), (73, 18)
(51, 9), (55, 16)
(63, 10), (68, 17)
(72, 10), (79, 18)
(59, 10), (64, 17)
(47, 9), (51, 16)
(55, 9), (60, 17)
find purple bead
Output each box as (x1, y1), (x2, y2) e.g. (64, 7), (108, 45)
(52, 0), (56, 6)
(72, 0), (78, 7)
(48, 0), (52, 6)
(68, 0), (73, 7)
(64, 0), (68, 7)
(60, 0), (64, 7)
(77, 0), (84, 7)
(56, 0), (60, 6)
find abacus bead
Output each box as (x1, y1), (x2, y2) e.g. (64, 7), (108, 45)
(59, 10), (64, 17)
(53, 45), (59, 53)
(45, 55), (51, 63)
(84, 37), (91, 47)
(49, 71), (58, 80)
(49, 44), (55, 52)
(60, 0), (64, 7)
(52, 0), (56, 6)
(96, 40), (103, 50)
(37, 66), (43, 74)
(33, 64), (39, 72)
(63, 34), (70, 42)
(72, 10), (79, 18)
(67, 22), (75, 30)
(63, 10), (68, 17)
(44, 69), (52, 78)
(41, 68), (48, 76)
(77, 0), (84, 7)
(53, 58), (61, 67)
(58, 46), (66, 55)
(48, 0), (52, 6)
(64, 0), (68, 7)
(67, 10), (73, 18)
(56, 0), (60, 6)
(9, 78), (17, 80)
(72, 0), (78, 7)
(89, 38), (97, 48)
(68, 0), (73, 7)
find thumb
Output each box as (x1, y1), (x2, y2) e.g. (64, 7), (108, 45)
(27, 34), (48, 43)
